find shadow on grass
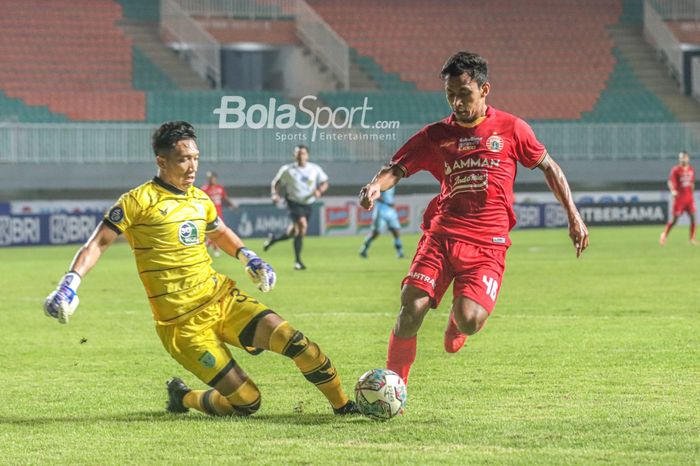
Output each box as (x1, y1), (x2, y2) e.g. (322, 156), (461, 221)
(0, 411), (370, 426)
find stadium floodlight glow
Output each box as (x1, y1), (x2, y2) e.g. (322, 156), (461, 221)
(214, 95), (387, 141)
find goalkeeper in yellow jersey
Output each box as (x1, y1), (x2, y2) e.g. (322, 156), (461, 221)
(43, 121), (358, 417)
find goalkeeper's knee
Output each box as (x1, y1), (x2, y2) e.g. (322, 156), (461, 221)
(269, 321), (306, 358)
(225, 379), (261, 416)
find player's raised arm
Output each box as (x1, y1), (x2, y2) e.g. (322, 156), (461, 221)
(315, 180), (329, 199)
(537, 153), (589, 258)
(315, 164), (330, 199)
(270, 165), (286, 204)
(222, 188), (237, 210)
(224, 196), (237, 210)
(359, 164), (404, 210)
(43, 222), (119, 324)
(207, 220), (276, 292)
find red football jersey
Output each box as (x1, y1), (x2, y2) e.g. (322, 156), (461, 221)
(201, 183), (227, 215)
(391, 106), (546, 248)
(669, 165), (695, 199)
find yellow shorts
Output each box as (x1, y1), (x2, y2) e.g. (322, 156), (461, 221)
(155, 279), (273, 387)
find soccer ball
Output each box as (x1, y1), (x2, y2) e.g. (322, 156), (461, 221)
(354, 368), (407, 420)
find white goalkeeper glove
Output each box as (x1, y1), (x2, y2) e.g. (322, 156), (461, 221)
(44, 272), (81, 324)
(237, 247), (276, 292)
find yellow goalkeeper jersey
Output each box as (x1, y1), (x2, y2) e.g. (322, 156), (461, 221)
(103, 177), (226, 325)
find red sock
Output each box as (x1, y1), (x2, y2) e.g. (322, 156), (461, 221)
(386, 331), (416, 385)
(691, 223), (696, 240)
(663, 222), (673, 235)
(444, 312), (468, 353)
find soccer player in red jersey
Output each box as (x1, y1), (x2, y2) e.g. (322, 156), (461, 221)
(359, 51), (589, 385)
(201, 171), (237, 256)
(660, 151), (696, 245)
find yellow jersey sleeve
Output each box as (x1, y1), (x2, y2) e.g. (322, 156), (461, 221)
(104, 192), (142, 234)
(203, 193), (221, 232)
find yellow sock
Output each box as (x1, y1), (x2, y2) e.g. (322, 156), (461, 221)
(269, 322), (349, 409)
(312, 373), (347, 409)
(224, 379), (261, 416)
(183, 389), (234, 416)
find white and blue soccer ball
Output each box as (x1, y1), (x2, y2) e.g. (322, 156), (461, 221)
(355, 368), (407, 421)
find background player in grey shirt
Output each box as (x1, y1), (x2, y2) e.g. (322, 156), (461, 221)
(264, 145), (329, 270)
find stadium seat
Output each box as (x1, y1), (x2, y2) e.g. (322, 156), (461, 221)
(0, 0), (148, 121)
(310, 0), (675, 122)
(0, 0), (676, 125)
(146, 90), (284, 124)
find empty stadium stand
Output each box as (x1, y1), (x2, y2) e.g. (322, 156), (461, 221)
(350, 49), (416, 91)
(581, 49), (676, 123)
(114, 0), (161, 22)
(0, 0), (148, 120)
(0, 91), (68, 123)
(311, 0), (678, 123)
(132, 47), (179, 91)
(0, 0), (687, 125)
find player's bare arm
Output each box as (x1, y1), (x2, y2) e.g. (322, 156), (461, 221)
(207, 220), (245, 256)
(314, 180), (329, 198)
(207, 220), (277, 292)
(271, 179), (282, 204)
(359, 164), (404, 210)
(43, 222), (119, 324)
(224, 195), (237, 210)
(538, 153), (589, 257)
(69, 223), (120, 276)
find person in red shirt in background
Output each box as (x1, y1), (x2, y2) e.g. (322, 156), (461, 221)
(201, 171), (237, 256)
(660, 151), (696, 246)
(359, 51), (589, 386)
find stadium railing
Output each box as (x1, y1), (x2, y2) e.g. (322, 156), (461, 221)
(173, 0), (296, 19)
(161, 0), (221, 87)
(295, 1), (350, 90)
(2, 122), (700, 163)
(159, 0), (349, 90)
(648, 0), (700, 20)
(645, 0), (684, 86)
(693, 56), (700, 98)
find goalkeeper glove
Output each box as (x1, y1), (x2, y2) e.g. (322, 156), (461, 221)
(237, 247), (276, 292)
(44, 272), (81, 324)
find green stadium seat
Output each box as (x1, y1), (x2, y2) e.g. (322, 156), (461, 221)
(314, 1), (676, 124)
(0, 90), (68, 122)
(581, 49), (675, 123)
(352, 49), (417, 91)
(132, 47), (178, 91)
(146, 91), (285, 124)
(114, 0), (160, 22)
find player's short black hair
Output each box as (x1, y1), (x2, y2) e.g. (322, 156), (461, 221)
(152, 121), (196, 156)
(207, 171), (217, 178)
(294, 144), (309, 153)
(440, 51), (488, 86)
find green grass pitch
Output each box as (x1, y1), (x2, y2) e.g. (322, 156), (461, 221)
(1, 226), (698, 464)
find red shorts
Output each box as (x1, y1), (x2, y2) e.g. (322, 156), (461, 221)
(672, 197), (696, 217)
(402, 233), (506, 313)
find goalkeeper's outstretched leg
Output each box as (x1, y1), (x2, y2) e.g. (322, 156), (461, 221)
(249, 312), (358, 415)
(166, 310), (357, 417)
